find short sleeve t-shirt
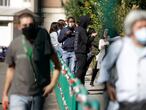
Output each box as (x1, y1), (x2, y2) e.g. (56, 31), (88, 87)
(6, 28), (55, 96)
(5, 36), (41, 96)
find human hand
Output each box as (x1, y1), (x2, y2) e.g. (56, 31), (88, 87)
(106, 83), (117, 101)
(65, 31), (72, 36)
(43, 84), (54, 97)
(2, 94), (9, 110)
(91, 32), (97, 37)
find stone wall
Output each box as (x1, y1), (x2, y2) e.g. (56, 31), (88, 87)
(42, 0), (68, 30)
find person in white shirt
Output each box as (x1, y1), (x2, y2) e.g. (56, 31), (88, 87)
(97, 29), (110, 70)
(98, 10), (146, 110)
(49, 22), (63, 55)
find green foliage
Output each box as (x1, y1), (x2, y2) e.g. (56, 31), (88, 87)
(64, 0), (146, 37)
(64, 0), (82, 20)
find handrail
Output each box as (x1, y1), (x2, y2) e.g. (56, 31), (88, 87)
(50, 52), (100, 110)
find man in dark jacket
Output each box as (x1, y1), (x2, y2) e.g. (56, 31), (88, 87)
(74, 15), (91, 84)
(58, 17), (76, 74)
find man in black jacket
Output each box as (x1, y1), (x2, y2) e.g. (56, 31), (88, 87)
(58, 17), (76, 74)
(74, 15), (91, 84)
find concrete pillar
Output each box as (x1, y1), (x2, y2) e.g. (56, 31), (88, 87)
(43, 8), (66, 30)
(42, 0), (67, 30)
(31, 0), (36, 12)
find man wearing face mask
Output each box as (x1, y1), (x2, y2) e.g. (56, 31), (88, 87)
(58, 17), (76, 74)
(2, 13), (61, 110)
(98, 10), (146, 110)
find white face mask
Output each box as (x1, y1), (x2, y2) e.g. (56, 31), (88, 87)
(68, 23), (74, 28)
(134, 27), (146, 45)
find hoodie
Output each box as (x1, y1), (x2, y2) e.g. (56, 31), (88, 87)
(74, 16), (91, 54)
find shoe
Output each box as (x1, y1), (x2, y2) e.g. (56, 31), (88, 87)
(90, 82), (94, 86)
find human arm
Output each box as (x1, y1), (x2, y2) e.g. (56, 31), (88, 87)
(80, 28), (88, 44)
(2, 44), (15, 110)
(43, 52), (61, 96)
(99, 39), (105, 50)
(97, 40), (122, 101)
(98, 39), (123, 83)
(2, 66), (15, 110)
(58, 28), (71, 43)
(41, 29), (61, 96)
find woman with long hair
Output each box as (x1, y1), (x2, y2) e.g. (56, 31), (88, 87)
(49, 22), (63, 55)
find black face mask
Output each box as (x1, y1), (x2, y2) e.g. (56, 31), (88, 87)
(22, 23), (38, 41)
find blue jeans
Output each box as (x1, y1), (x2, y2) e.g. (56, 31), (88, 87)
(54, 46), (63, 57)
(62, 51), (76, 74)
(10, 95), (45, 110)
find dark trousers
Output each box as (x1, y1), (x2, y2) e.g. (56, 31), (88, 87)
(75, 53), (87, 84)
(90, 67), (99, 83)
(119, 101), (146, 110)
(86, 54), (95, 70)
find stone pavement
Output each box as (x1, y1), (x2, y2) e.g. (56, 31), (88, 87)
(0, 62), (59, 110)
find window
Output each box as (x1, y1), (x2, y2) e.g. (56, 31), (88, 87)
(0, 21), (9, 26)
(24, 0), (31, 2)
(0, 0), (10, 6)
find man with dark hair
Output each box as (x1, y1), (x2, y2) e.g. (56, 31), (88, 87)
(58, 17), (76, 74)
(57, 19), (66, 35)
(2, 12), (61, 110)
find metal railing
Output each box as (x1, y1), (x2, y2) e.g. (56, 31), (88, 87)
(50, 52), (100, 110)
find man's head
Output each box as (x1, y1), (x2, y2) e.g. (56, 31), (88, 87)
(16, 12), (38, 41)
(103, 28), (109, 39)
(79, 16), (91, 29)
(124, 10), (146, 45)
(58, 19), (66, 29)
(67, 17), (75, 29)
(17, 12), (35, 30)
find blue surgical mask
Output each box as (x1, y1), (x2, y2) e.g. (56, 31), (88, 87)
(135, 27), (146, 45)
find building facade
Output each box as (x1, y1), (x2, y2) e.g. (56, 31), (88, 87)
(0, 0), (37, 46)
(42, 0), (67, 30)
(0, 0), (68, 46)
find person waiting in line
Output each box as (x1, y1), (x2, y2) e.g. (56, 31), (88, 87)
(58, 17), (76, 74)
(86, 28), (98, 71)
(57, 19), (66, 35)
(74, 15), (91, 84)
(91, 29), (110, 86)
(49, 22), (63, 55)
(82, 28), (99, 86)
(96, 29), (110, 71)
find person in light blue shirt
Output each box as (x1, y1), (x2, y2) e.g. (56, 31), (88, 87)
(98, 10), (146, 110)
